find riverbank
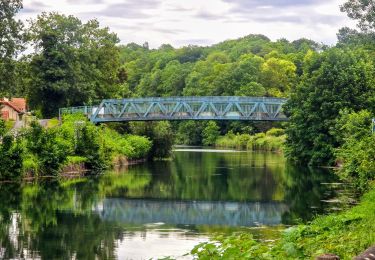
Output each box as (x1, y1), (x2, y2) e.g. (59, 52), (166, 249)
(215, 128), (285, 153)
(0, 115), (153, 180)
(191, 183), (374, 259)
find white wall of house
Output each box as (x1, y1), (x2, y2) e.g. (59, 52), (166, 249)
(1, 105), (20, 121)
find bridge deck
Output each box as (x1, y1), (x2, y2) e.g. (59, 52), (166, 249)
(60, 96), (288, 123)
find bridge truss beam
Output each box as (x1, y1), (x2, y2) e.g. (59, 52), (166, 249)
(89, 96), (288, 123)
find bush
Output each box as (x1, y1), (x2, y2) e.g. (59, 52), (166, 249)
(202, 121), (220, 146)
(191, 184), (375, 259)
(130, 121), (174, 159)
(266, 128), (285, 137)
(24, 122), (68, 176)
(0, 136), (24, 180)
(125, 135), (152, 159)
(335, 110), (375, 192)
(216, 128), (285, 152)
(0, 115), (153, 179)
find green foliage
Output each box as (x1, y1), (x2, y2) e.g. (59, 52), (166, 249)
(191, 233), (271, 259)
(260, 57), (297, 97)
(149, 121), (174, 159)
(74, 124), (106, 171)
(27, 13), (121, 117)
(124, 135), (152, 159)
(175, 121), (205, 145)
(266, 128), (285, 137)
(65, 156), (87, 165)
(335, 110), (375, 191)
(5, 121), (15, 131)
(24, 122), (68, 176)
(130, 121), (174, 159)
(285, 48), (375, 165)
(0, 136), (23, 180)
(0, 120), (23, 179)
(0, 0), (24, 96)
(0, 115), (152, 179)
(22, 154), (39, 174)
(216, 128), (286, 152)
(270, 185), (375, 259)
(192, 184), (375, 259)
(341, 0), (375, 32)
(248, 132), (286, 152)
(100, 127), (152, 161)
(202, 121), (220, 146)
(47, 118), (59, 128)
(62, 115), (152, 169)
(118, 35), (317, 99)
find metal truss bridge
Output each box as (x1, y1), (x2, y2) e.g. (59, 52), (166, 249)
(59, 96), (288, 123)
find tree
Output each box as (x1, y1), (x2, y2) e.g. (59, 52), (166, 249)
(175, 121), (205, 145)
(27, 13), (120, 117)
(183, 52), (231, 96)
(235, 82), (266, 97)
(335, 110), (375, 191)
(0, 119), (23, 180)
(202, 121), (220, 146)
(130, 121), (174, 159)
(285, 48), (375, 165)
(0, 0), (24, 96)
(341, 0), (375, 32)
(260, 57), (297, 97)
(24, 122), (68, 175)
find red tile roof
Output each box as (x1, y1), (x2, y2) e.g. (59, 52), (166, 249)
(0, 98), (27, 113)
(9, 98), (27, 112)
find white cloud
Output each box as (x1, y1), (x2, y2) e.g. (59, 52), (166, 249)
(18, 0), (357, 48)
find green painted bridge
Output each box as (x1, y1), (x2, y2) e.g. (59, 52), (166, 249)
(59, 96), (288, 123)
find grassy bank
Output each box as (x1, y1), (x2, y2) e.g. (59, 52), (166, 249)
(0, 115), (152, 180)
(215, 128), (286, 152)
(191, 182), (375, 259)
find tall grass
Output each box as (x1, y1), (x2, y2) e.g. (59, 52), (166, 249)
(215, 128), (286, 152)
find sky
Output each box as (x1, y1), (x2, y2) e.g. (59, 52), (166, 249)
(18, 0), (357, 48)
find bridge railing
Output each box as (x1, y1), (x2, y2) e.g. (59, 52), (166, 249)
(59, 106), (95, 120)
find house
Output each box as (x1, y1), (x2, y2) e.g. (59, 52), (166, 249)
(0, 98), (27, 121)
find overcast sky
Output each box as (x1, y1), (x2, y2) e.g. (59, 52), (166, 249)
(18, 0), (357, 48)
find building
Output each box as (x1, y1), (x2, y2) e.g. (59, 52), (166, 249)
(0, 98), (27, 121)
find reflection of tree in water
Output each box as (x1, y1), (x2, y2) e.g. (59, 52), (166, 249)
(98, 170), (152, 198)
(0, 152), (343, 259)
(281, 165), (339, 225)
(0, 183), (22, 259)
(24, 212), (121, 260)
(0, 181), (123, 259)
(124, 151), (286, 202)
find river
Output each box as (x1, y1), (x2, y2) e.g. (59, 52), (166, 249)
(0, 148), (344, 259)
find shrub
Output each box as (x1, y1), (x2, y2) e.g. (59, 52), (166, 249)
(266, 128), (285, 137)
(335, 110), (375, 192)
(0, 136), (24, 180)
(215, 129), (285, 152)
(24, 122), (68, 176)
(202, 121), (220, 146)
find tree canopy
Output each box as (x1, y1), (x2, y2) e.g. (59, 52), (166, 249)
(285, 48), (375, 165)
(0, 0), (24, 96)
(26, 13), (121, 117)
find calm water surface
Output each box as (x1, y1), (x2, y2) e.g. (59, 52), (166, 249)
(0, 148), (343, 259)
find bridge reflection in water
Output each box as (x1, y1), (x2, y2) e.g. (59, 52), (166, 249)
(94, 199), (289, 226)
